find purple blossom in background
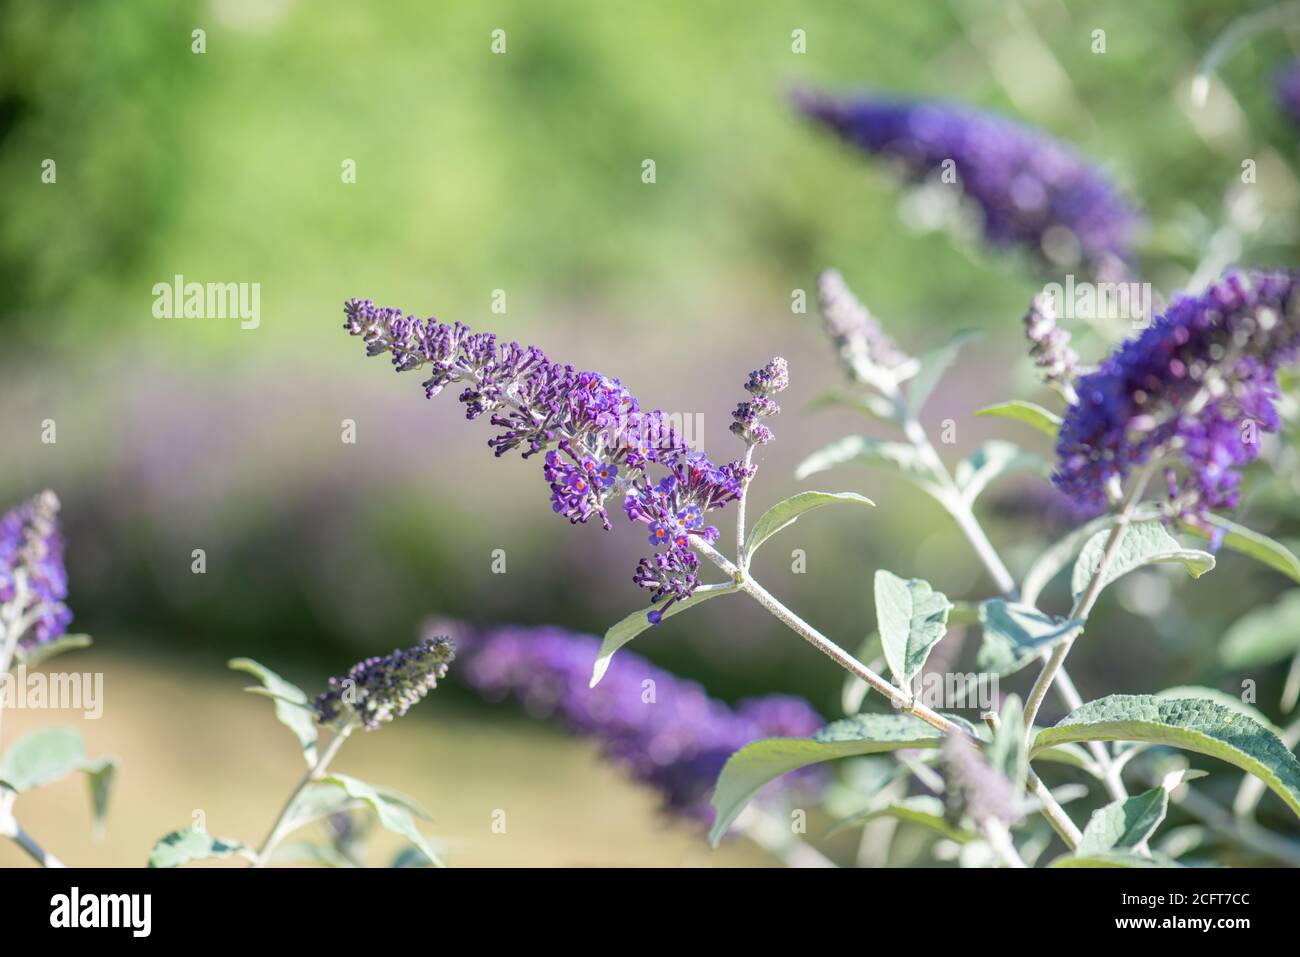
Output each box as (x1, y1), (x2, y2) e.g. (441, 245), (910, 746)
(1023, 292), (1079, 393)
(816, 269), (910, 378)
(795, 90), (1141, 277)
(1276, 59), (1300, 129)
(0, 491), (72, 650)
(343, 299), (777, 620)
(452, 622), (826, 823)
(942, 734), (1021, 827)
(315, 635), (456, 730)
(1054, 269), (1300, 517)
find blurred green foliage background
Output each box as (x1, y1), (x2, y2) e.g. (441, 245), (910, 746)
(1, 0), (1298, 865)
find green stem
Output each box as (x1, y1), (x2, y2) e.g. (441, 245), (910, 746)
(251, 714), (358, 867)
(1022, 467), (1154, 736)
(898, 392), (1128, 801)
(695, 539), (966, 737)
(736, 445), (757, 567)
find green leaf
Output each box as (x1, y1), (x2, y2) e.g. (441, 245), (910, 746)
(977, 600), (1083, 676)
(708, 713), (950, 847)
(1049, 851), (1179, 868)
(0, 727), (87, 792)
(589, 583), (737, 688)
(278, 780), (364, 835)
(1218, 591), (1300, 670)
(805, 390), (897, 423)
(391, 846), (437, 868)
(952, 440), (1046, 507)
(907, 329), (982, 417)
(14, 633), (92, 668)
(1180, 515), (1300, 584)
(0, 728), (119, 838)
(1071, 522), (1215, 606)
(794, 436), (939, 498)
(273, 842), (355, 867)
(228, 657), (319, 767)
(1032, 694), (1300, 819)
(1078, 787), (1168, 856)
(1156, 686), (1283, 737)
(319, 774), (444, 867)
(1031, 741), (1099, 774)
(1021, 513), (1124, 607)
(81, 756), (118, 839)
(975, 400), (1063, 439)
(148, 829), (252, 868)
(829, 795), (976, 843)
(745, 491), (874, 559)
(986, 696), (1028, 796)
(874, 570), (952, 687)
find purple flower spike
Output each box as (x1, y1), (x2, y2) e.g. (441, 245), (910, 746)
(344, 299), (764, 615)
(795, 90), (1141, 276)
(315, 635), (456, 731)
(0, 491), (72, 651)
(454, 622), (826, 822)
(1054, 269), (1300, 518)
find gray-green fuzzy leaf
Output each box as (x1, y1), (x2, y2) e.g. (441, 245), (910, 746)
(228, 657), (318, 767)
(1078, 787), (1168, 856)
(975, 400), (1062, 438)
(590, 583), (737, 688)
(1032, 694), (1300, 819)
(1049, 851), (1180, 868)
(319, 774), (444, 867)
(1180, 515), (1300, 584)
(708, 713), (950, 847)
(148, 829), (252, 868)
(1155, 686), (1283, 737)
(977, 600), (1083, 676)
(952, 441), (1046, 507)
(874, 570), (952, 687)
(745, 491), (874, 559)
(829, 795), (976, 843)
(1071, 522), (1215, 606)
(0, 728), (119, 834)
(805, 390), (897, 423)
(794, 436), (939, 498)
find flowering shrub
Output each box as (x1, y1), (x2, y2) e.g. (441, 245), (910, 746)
(145, 638), (455, 867)
(330, 49), (1300, 862)
(9, 10), (1300, 875)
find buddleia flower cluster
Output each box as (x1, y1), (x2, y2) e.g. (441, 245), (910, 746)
(795, 89), (1141, 278)
(1022, 292), (1080, 397)
(343, 299), (776, 621)
(314, 635), (456, 730)
(453, 622), (825, 822)
(0, 491), (72, 651)
(816, 269), (910, 383)
(1054, 269), (1300, 518)
(941, 734), (1022, 828)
